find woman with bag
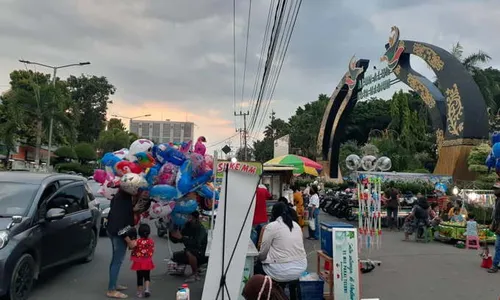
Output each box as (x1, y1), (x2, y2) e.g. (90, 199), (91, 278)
(307, 185), (320, 240)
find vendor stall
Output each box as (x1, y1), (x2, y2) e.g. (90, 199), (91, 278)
(261, 165), (294, 200)
(437, 221), (496, 243)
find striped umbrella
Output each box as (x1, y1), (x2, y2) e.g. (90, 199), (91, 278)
(264, 154), (323, 176)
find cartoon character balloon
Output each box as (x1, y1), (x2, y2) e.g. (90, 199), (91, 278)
(93, 169), (107, 184)
(113, 148), (129, 160)
(135, 152), (156, 169)
(101, 152), (122, 175)
(346, 154), (361, 170)
(177, 160), (214, 195)
(98, 180), (119, 200)
(153, 143), (186, 166)
(204, 154), (214, 171)
(189, 153), (206, 176)
(194, 136), (207, 156)
(120, 173), (148, 195)
(361, 155), (377, 171)
(148, 201), (176, 219)
(158, 163), (179, 185)
(115, 161), (143, 176)
(375, 156), (392, 171)
(128, 139), (154, 162)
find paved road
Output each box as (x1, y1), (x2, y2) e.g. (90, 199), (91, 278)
(28, 213), (500, 299)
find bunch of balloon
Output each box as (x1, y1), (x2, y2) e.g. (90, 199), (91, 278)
(93, 136), (219, 228)
(345, 154), (392, 250)
(485, 132), (500, 178)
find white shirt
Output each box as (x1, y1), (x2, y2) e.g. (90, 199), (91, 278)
(309, 194), (320, 207)
(259, 217), (307, 264)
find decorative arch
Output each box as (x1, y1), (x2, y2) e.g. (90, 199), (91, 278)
(317, 26), (489, 180)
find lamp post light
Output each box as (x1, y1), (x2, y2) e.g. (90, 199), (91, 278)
(19, 60), (90, 167)
(111, 114), (152, 131)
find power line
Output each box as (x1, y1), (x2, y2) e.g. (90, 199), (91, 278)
(207, 133), (239, 148)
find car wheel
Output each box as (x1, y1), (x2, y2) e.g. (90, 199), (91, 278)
(9, 254), (36, 300)
(82, 230), (97, 263)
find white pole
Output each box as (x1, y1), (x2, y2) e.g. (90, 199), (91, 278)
(210, 150), (218, 239)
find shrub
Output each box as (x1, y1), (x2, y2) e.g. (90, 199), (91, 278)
(54, 146), (76, 160)
(56, 162), (94, 177)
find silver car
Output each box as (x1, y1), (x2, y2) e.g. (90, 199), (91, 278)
(87, 180), (111, 236)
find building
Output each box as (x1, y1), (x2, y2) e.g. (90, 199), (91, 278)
(129, 119), (194, 144)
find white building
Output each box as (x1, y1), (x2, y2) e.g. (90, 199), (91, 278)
(129, 119), (194, 144)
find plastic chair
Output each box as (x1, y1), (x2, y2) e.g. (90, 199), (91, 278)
(466, 235), (480, 249)
(414, 223), (432, 243)
(277, 279), (301, 300)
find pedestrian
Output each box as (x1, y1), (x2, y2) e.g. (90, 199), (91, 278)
(105, 188), (140, 299)
(252, 183), (272, 246)
(292, 185), (305, 227)
(131, 223), (155, 298)
(307, 185), (320, 240)
(278, 196), (299, 224)
(488, 182), (500, 273)
(385, 181), (400, 231)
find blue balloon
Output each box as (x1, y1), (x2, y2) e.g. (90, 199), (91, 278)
(150, 184), (178, 201)
(493, 143), (500, 158)
(154, 143), (186, 166)
(492, 132), (500, 145)
(495, 159), (500, 173)
(486, 153), (495, 171)
(145, 164), (161, 186)
(173, 199), (198, 214)
(101, 152), (122, 174)
(198, 185), (220, 200)
(172, 213), (189, 226)
(177, 160), (214, 195)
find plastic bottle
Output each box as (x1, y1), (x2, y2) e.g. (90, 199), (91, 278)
(181, 284), (190, 299)
(176, 288), (188, 300)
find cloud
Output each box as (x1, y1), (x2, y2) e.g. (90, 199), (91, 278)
(0, 0), (499, 155)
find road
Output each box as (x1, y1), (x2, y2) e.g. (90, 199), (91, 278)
(28, 213), (500, 299)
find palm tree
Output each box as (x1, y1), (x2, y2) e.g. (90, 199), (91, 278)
(450, 42), (491, 73)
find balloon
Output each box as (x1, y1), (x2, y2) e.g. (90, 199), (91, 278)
(135, 152), (156, 169)
(434, 182), (447, 193)
(120, 173), (148, 195)
(177, 160), (214, 195)
(179, 140), (192, 154)
(150, 184), (179, 201)
(204, 154), (214, 170)
(194, 136), (207, 156)
(172, 213), (189, 226)
(198, 184), (219, 200)
(493, 143), (500, 158)
(148, 201), (176, 219)
(128, 139), (154, 162)
(345, 154), (361, 170)
(101, 152), (122, 174)
(98, 180), (119, 200)
(492, 132), (500, 145)
(486, 153), (495, 171)
(361, 155), (377, 171)
(376, 156), (392, 171)
(115, 161), (143, 176)
(113, 148), (129, 160)
(145, 164), (161, 186)
(153, 143), (186, 166)
(93, 169), (107, 184)
(158, 163), (179, 185)
(189, 153), (206, 176)
(173, 199), (198, 214)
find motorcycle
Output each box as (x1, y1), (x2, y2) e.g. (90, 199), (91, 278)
(155, 217), (169, 238)
(327, 191), (356, 221)
(399, 192), (417, 207)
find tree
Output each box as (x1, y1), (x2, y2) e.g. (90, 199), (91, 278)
(253, 139), (273, 163)
(74, 142), (96, 163)
(54, 146), (77, 161)
(107, 118), (126, 131)
(97, 128), (132, 154)
(1, 70), (74, 164)
(264, 118), (290, 139)
(235, 147), (254, 161)
(338, 140), (361, 176)
(451, 42), (491, 73)
(67, 75), (116, 143)
(468, 143), (496, 189)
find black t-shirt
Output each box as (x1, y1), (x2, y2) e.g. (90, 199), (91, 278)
(386, 188), (399, 208)
(106, 190), (134, 236)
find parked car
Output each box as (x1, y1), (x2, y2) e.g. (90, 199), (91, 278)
(0, 172), (100, 300)
(87, 180), (111, 236)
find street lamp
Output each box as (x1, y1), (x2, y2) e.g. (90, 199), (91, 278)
(19, 59), (90, 167)
(111, 114), (152, 130)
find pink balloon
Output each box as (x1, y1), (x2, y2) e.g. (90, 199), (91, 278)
(93, 169), (107, 184)
(204, 154), (214, 170)
(158, 163), (179, 186)
(189, 153), (206, 176)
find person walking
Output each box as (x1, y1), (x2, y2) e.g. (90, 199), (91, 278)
(307, 185), (320, 240)
(488, 182), (500, 273)
(385, 182), (400, 231)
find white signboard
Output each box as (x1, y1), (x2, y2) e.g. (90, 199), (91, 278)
(273, 134), (290, 157)
(333, 228), (360, 300)
(202, 167), (260, 300)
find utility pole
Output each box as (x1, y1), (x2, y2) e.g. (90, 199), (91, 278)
(270, 110), (276, 139)
(236, 128), (244, 150)
(234, 111), (249, 161)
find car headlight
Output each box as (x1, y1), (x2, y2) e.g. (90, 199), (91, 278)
(0, 230), (9, 249)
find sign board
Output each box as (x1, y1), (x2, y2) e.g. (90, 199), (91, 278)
(215, 161), (263, 188)
(202, 168), (260, 300)
(273, 134), (290, 157)
(358, 67), (392, 100)
(333, 228), (360, 300)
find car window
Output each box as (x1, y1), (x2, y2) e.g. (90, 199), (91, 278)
(47, 184), (87, 214)
(59, 179), (76, 187)
(0, 182), (39, 216)
(39, 183), (58, 205)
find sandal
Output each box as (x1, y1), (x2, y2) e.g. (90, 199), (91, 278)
(116, 285), (128, 291)
(106, 291), (128, 299)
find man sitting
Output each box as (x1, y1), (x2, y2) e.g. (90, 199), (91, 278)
(170, 211), (208, 282)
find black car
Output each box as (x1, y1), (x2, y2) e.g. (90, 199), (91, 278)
(87, 180), (111, 236)
(0, 172), (100, 300)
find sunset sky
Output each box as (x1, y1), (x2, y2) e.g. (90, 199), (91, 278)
(1, 0), (499, 155)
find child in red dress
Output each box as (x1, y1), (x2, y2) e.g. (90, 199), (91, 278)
(131, 223), (155, 298)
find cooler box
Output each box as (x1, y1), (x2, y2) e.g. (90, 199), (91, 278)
(320, 221), (354, 257)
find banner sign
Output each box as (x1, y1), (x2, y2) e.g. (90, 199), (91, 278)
(359, 67), (392, 100)
(333, 228), (360, 300)
(215, 161), (263, 188)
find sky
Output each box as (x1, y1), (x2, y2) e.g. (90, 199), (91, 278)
(0, 0), (499, 155)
